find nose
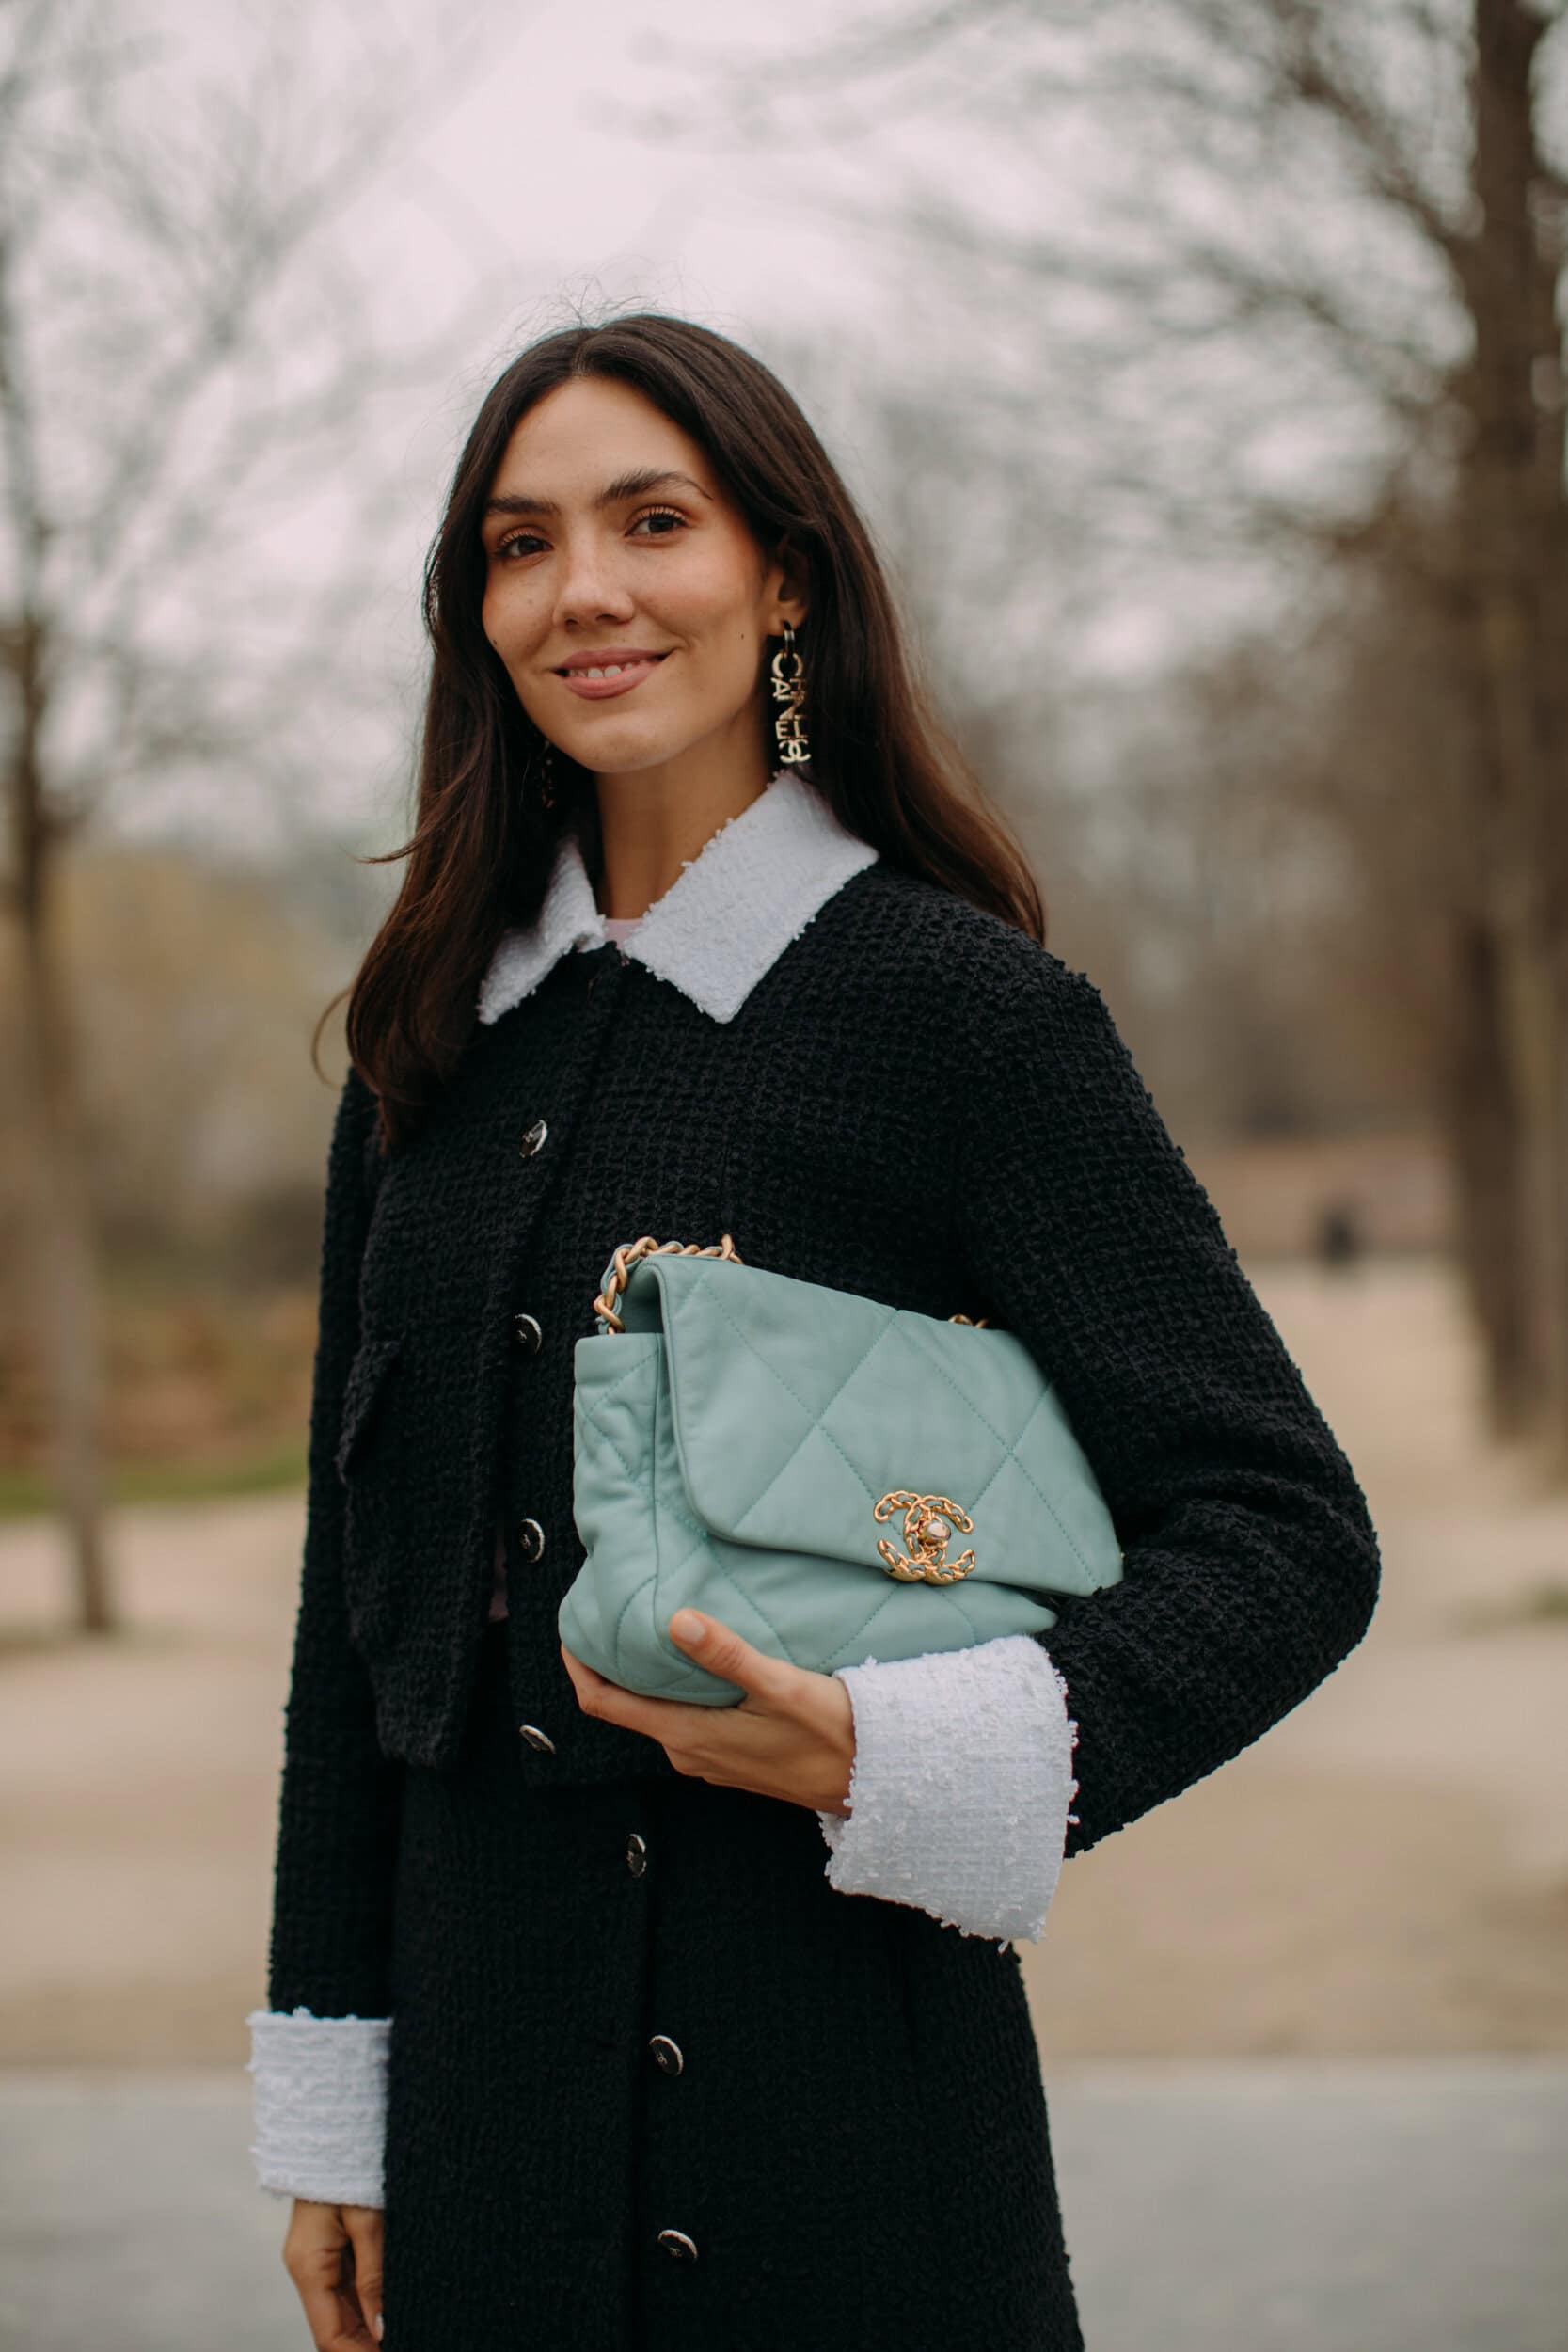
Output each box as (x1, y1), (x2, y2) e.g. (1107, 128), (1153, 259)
(552, 531), (637, 630)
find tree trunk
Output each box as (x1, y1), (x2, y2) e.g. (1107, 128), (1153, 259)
(5, 622), (115, 1633)
(1438, 913), (1535, 1434)
(1447, 0), (1568, 1465)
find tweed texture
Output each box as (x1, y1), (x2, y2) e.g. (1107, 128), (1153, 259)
(245, 2008), (388, 2206)
(276, 866), (1382, 1816)
(251, 1632), (1078, 2210)
(376, 1622), (1085, 2351)
(269, 846), (1381, 1994)
(261, 791), (1380, 2339)
(818, 1635), (1079, 1940)
(948, 941), (1383, 1845)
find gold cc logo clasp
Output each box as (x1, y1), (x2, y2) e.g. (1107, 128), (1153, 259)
(873, 1491), (977, 1584)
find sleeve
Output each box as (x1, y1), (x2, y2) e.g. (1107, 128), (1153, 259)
(247, 1065), (403, 2204)
(955, 950), (1381, 1859)
(246, 2007), (390, 2206)
(814, 1634), (1078, 1942)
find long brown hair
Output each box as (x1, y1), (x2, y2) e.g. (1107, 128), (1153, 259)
(320, 311), (1045, 1148)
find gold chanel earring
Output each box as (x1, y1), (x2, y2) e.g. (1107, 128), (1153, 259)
(770, 621), (810, 766)
(538, 736), (558, 810)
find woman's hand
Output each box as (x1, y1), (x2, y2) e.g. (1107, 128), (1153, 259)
(282, 2198), (385, 2348)
(561, 1611), (855, 1815)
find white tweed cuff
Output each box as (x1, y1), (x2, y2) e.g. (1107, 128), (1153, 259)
(245, 2008), (390, 2207)
(816, 1636), (1078, 1943)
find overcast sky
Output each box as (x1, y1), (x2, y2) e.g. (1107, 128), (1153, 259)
(107, 0), (1046, 851)
(98, 0), (1464, 860)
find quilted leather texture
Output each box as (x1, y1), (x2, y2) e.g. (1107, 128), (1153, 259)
(561, 1253), (1124, 1705)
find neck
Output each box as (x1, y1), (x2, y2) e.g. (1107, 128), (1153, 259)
(591, 734), (775, 920)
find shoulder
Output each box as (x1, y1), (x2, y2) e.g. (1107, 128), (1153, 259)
(821, 863), (1117, 1049)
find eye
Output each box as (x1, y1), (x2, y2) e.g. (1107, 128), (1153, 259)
(629, 505), (688, 538)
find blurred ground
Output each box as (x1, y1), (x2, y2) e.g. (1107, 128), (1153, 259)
(0, 1254), (1565, 2066)
(1026, 1254), (1568, 2061)
(2, 2059), (1564, 2352)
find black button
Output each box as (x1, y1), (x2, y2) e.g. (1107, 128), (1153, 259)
(512, 1311), (543, 1353)
(648, 2034), (684, 2076)
(657, 2229), (698, 2262)
(519, 1118), (549, 1159)
(518, 1724), (556, 1754)
(625, 1832), (647, 1877)
(516, 1517), (546, 1563)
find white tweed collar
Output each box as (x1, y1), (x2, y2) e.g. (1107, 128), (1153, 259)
(477, 766), (879, 1027)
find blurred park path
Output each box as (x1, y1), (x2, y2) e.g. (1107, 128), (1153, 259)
(1, 2058), (1563, 2352)
(1025, 1255), (1568, 2060)
(0, 1254), (1565, 2065)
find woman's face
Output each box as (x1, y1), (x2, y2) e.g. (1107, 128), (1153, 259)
(479, 375), (805, 782)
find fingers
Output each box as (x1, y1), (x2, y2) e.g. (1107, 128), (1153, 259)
(562, 1615), (793, 1724)
(664, 1611), (794, 1705)
(561, 1619), (852, 1808)
(559, 1640), (748, 1741)
(560, 1645), (675, 1741)
(282, 2199), (379, 2350)
(342, 2204), (386, 2344)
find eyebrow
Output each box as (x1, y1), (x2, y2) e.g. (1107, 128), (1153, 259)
(482, 468), (712, 525)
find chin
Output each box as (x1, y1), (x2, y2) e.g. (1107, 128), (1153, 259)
(566, 724), (698, 775)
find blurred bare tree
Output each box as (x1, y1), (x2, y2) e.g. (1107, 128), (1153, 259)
(0, 0), (500, 1630)
(635, 0), (1568, 1462)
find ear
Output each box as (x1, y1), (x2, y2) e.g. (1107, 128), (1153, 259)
(764, 535), (810, 634)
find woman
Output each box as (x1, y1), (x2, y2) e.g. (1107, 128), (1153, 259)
(247, 312), (1381, 2351)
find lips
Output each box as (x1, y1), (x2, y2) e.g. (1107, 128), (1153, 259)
(554, 650), (672, 675)
(555, 653), (672, 703)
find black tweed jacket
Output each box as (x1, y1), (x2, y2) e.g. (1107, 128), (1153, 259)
(267, 784), (1380, 2021)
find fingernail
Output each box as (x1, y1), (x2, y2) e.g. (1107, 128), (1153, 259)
(670, 1611), (705, 1645)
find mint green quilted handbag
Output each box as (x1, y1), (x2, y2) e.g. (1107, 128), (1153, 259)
(560, 1235), (1125, 1705)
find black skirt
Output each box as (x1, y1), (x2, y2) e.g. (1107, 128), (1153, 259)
(380, 1620), (1085, 2350)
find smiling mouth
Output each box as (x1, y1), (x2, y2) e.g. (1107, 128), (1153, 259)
(555, 653), (673, 678)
